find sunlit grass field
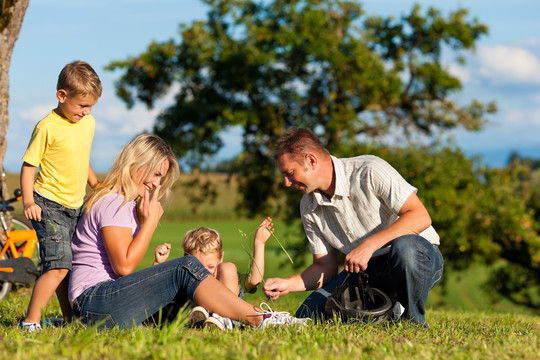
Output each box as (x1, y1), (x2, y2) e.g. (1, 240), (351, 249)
(1, 173), (539, 359)
(2, 171), (538, 314)
(3, 170), (539, 313)
(1, 286), (539, 360)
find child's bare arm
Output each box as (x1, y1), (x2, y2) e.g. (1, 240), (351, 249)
(88, 163), (99, 189)
(245, 217), (273, 290)
(20, 162), (41, 221)
(153, 243), (171, 265)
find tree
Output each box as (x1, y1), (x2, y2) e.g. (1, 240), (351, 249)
(106, 1), (540, 308)
(0, 0), (29, 198)
(106, 0), (494, 215)
(375, 145), (540, 309)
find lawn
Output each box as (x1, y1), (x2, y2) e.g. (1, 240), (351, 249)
(1, 219), (539, 359)
(1, 287), (538, 359)
(1, 173), (539, 359)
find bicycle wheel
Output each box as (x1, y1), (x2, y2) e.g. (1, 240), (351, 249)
(11, 216), (41, 272)
(0, 252), (13, 301)
(10, 215), (33, 231)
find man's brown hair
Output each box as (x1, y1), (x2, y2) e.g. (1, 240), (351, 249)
(273, 127), (329, 163)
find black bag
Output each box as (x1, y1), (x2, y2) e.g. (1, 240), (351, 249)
(325, 271), (393, 322)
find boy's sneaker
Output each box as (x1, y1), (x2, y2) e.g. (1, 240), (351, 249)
(203, 313), (234, 330)
(257, 302), (310, 328)
(186, 306), (209, 328)
(19, 318), (64, 333)
(19, 321), (42, 333)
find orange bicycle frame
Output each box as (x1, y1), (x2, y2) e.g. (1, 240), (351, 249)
(0, 229), (38, 260)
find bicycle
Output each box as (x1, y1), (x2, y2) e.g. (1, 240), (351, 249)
(0, 188), (41, 301)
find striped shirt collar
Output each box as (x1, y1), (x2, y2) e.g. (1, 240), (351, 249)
(305, 155), (350, 211)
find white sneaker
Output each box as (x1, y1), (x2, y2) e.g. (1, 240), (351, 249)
(186, 306), (209, 328)
(257, 302), (310, 328)
(203, 313), (234, 330)
(19, 321), (42, 333)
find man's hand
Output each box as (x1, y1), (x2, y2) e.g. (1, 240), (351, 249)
(344, 242), (377, 272)
(263, 277), (290, 300)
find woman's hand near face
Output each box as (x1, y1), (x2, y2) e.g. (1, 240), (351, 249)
(139, 185), (163, 229)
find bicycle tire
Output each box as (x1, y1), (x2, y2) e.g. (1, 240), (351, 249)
(10, 216), (41, 273)
(10, 215), (32, 230)
(0, 252), (13, 301)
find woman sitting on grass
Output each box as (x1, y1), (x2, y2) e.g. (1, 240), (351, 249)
(68, 134), (307, 329)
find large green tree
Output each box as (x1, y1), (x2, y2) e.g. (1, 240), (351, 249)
(106, 1), (540, 308)
(372, 145), (540, 309)
(106, 0), (494, 214)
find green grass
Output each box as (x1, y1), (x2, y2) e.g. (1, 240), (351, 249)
(1, 219), (539, 359)
(1, 292), (538, 359)
(2, 173), (540, 358)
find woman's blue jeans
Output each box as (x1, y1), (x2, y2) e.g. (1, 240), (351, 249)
(295, 235), (444, 325)
(72, 255), (210, 329)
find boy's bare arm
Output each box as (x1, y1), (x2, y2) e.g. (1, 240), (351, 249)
(246, 217), (273, 290)
(87, 163), (99, 189)
(20, 162), (41, 221)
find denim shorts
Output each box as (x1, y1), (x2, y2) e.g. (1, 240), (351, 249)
(31, 192), (81, 273)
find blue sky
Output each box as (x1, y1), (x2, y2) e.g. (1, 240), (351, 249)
(7, 0), (540, 172)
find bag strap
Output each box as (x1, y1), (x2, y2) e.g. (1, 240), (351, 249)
(350, 271), (376, 305)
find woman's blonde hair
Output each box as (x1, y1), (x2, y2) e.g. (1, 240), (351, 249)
(182, 226), (223, 256)
(84, 134), (180, 211)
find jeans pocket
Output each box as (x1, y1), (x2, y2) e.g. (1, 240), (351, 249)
(182, 258), (210, 281)
(84, 311), (117, 329)
(40, 235), (64, 263)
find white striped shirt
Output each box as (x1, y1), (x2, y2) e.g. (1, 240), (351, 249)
(300, 155), (440, 255)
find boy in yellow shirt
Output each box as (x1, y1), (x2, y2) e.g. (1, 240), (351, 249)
(19, 61), (102, 332)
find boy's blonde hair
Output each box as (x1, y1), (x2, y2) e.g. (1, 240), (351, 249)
(84, 134), (180, 211)
(182, 227), (223, 255)
(57, 60), (103, 99)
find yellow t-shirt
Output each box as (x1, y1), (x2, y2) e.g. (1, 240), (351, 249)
(22, 110), (95, 209)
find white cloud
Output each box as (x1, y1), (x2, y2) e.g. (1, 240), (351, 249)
(447, 63), (471, 83)
(17, 104), (52, 123)
(477, 45), (540, 83)
(93, 101), (158, 136)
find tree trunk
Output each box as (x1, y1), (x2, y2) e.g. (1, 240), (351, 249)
(0, 0), (29, 199)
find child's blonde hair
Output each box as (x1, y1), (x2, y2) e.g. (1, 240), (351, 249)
(57, 60), (103, 99)
(182, 227), (222, 256)
(84, 134), (180, 211)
